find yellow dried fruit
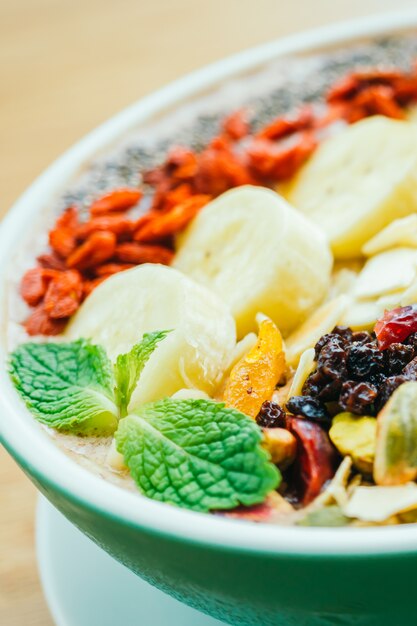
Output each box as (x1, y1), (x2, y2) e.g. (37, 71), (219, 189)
(329, 412), (376, 475)
(374, 381), (417, 486)
(223, 317), (285, 419)
(262, 427), (297, 469)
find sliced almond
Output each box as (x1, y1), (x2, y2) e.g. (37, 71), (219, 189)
(286, 295), (350, 367)
(354, 247), (417, 300)
(362, 215), (417, 256)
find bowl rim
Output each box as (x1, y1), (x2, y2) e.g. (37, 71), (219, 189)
(2, 10), (417, 557)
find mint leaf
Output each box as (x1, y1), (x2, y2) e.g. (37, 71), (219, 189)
(9, 340), (118, 435)
(115, 398), (280, 512)
(114, 330), (171, 417)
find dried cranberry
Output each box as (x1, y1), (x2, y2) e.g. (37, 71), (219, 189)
(339, 380), (378, 414)
(374, 305), (417, 350)
(256, 401), (286, 428)
(346, 342), (384, 380)
(376, 375), (408, 411)
(285, 416), (336, 504)
(385, 343), (414, 375)
(286, 395), (330, 424)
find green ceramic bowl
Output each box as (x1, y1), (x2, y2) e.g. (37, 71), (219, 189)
(2, 13), (417, 626)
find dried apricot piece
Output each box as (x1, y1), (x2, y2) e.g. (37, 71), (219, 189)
(44, 270), (83, 319)
(89, 188), (142, 216)
(66, 231), (117, 270)
(223, 318), (286, 419)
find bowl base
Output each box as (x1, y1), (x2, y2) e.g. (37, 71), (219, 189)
(36, 496), (224, 626)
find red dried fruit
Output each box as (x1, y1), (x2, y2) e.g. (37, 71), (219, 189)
(286, 416), (336, 505)
(20, 268), (59, 306)
(43, 270), (84, 319)
(134, 195), (211, 242)
(37, 252), (67, 271)
(75, 214), (137, 239)
(256, 106), (314, 141)
(326, 74), (361, 103)
(222, 109), (250, 141)
(24, 305), (67, 336)
(82, 276), (107, 297)
(194, 139), (255, 196)
(48, 207), (79, 258)
(89, 188), (142, 216)
(152, 183), (194, 213)
(247, 132), (317, 181)
(95, 263), (135, 277)
(66, 231), (117, 270)
(115, 243), (174, 265)
(352, 85), (404, 120)
(375, 305), (417, 350)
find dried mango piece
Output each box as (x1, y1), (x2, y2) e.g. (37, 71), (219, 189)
(374, 381), (417, 485)
(329, 412), (376, 475)
(223, 318), (285, 419)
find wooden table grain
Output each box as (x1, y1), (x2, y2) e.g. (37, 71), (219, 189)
(1, 1), (415, 624)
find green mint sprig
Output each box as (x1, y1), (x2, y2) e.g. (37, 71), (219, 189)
(9, 331), (168, 435)
(116, 398), (281, 512)
(9, 333), (281, 512)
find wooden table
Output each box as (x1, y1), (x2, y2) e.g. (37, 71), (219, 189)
(1, 1), (415, 624)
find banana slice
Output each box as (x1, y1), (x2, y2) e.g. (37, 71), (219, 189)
(353, 248), (417, 300)
(174, 185), (332, 338)
(285, 295), (350, 366)
(66, 264), (236, 406)
(286, 116), (417, 259)
(362, 215), (417, 256)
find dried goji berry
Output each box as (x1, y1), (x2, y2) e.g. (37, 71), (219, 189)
(95, 262), (135, 276)
(194, 142), (254, 196)
(247, 132), (317, 181)
(44, 270), (84, 319)
(134, 195), (211, 242)
(115, 242), (174, 265)
(75, 214), (137, 239)
(222, 109), (250, 141)
(154, 183), (193, 213)
(89, 188), (142, 216)
(37, 252), (67, 271)
(66, 231), (117, 270)
(24, 305), (67, 336)
(48, 207), (79, 258)
(256, 106), (314, 140)
(83, 276), (107, 298)
(326, 74), (361, 103)
(353, 85), (404, 119)
(20, 268), (60, 306)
